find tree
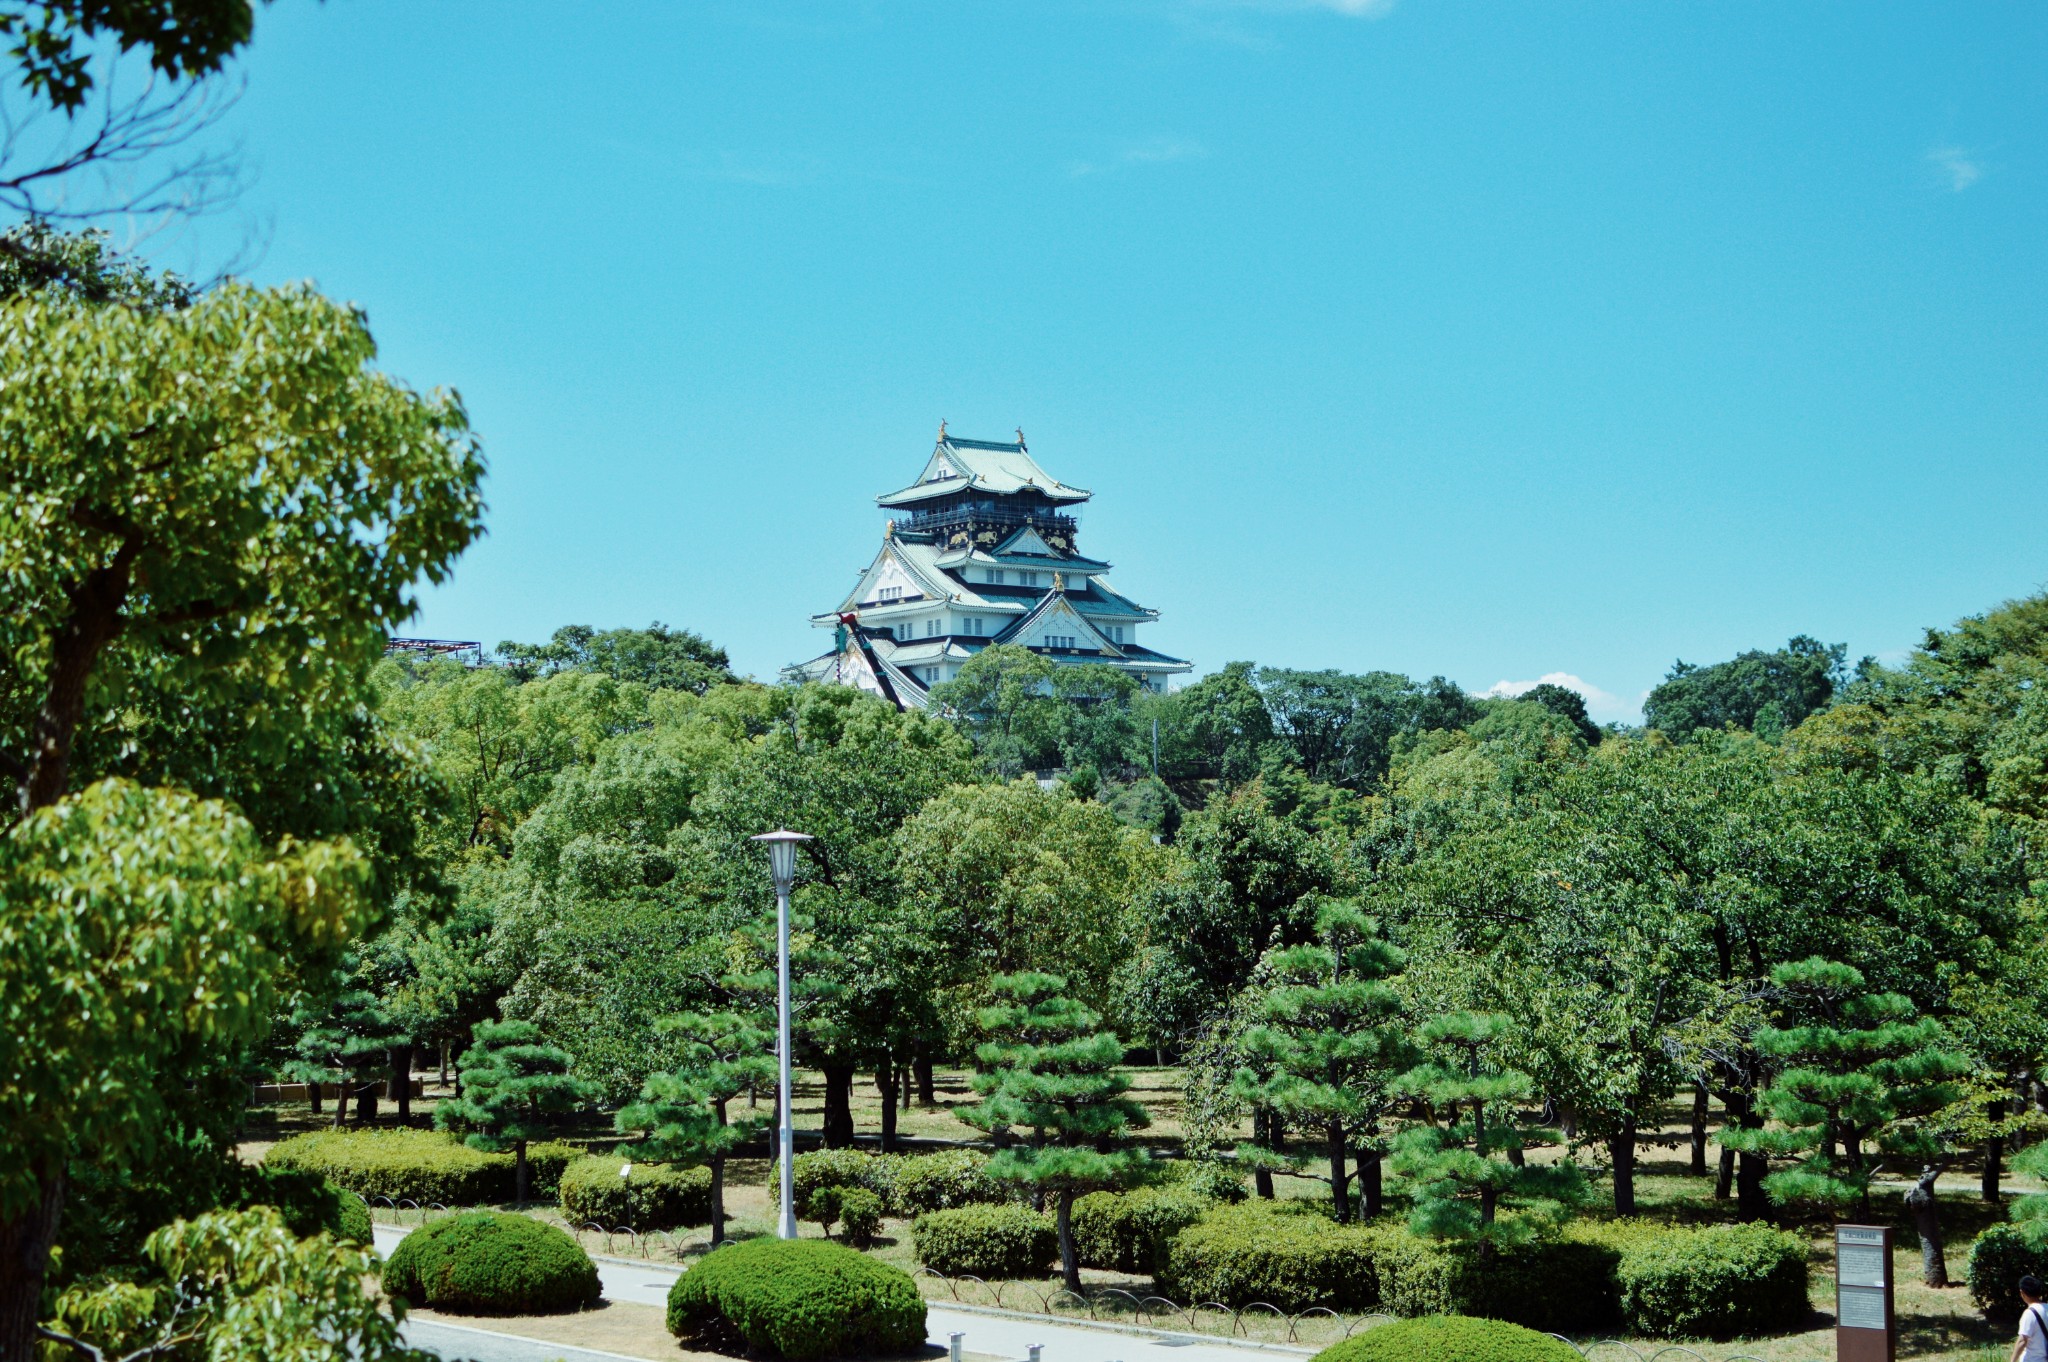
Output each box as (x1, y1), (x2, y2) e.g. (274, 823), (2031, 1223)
(287, 969), (404, 1127)
(497, 622), (736, 696)
(1136, 660), (1273, 783)
(39, 1206), (430, 1362)
(1257, 667), (1479, 789)
(437, 1020), (595, 1205)
(0, 259), (481, 1353)
(1, 1), (261, 112)
(1231, 901), (1410, 1221)
(964, 973), (1150, 1291)
(1644, 636), (1844, 740)
(1391, 1012), (1584, 1255)
(929, 644), (1062, 775)
(1515, 684), (1602, 746)
(1727, 958), (1970, 1224)
(615, 1011), (773, 1245)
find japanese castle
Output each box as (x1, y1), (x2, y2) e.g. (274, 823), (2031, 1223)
(790, 426), (1191, 709)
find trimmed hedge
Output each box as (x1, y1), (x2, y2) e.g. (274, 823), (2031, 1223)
(264, 1128), (579, 1205)
(234, 1164), (371, 1245)
(1970, 1223), (2048, 1313)
(1158, 1159), (1249, 1205)
(913, 1204), (1057, 1278)
(1073, 1188), (1209, 1274)
(790, 1149), (885, 1209)
(382, 1211), (600, 1314)
(1614, 1222), (1809, 1339)
(667, 1237), (926, 1361)
(837, 1187), (884, 1248)
(559, 1156), (711, 1231)
(1315, 1316), (1582, 1362)
(1159, 1203), (1381, 1312)
(889, 1149), (1005, 1215)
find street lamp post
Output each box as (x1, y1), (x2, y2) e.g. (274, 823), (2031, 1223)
(751, 829), (812, 1239)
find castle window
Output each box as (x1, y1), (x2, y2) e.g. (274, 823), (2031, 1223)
(985, 569), (1006, 585)
(878, 586), (902, 602)
(1020, 572), (1039, 587)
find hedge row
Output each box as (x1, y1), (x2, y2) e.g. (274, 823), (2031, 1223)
(667, 1238), (926, 1361)
(912, 1204), (1058, 1277)
(788, 1148), (1008, 1217)
(1073, 1187), (1209, 1274)
(1161, 1204), (1810, 1339)
(264, 1128), (580, 1205)
(559, 1156), (712, 1230)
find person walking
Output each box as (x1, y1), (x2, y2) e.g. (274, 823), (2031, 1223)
(2011, 1275), (2048, 1362)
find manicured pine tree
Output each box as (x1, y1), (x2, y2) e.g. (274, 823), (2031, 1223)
(1391, 1011), (1584, 1256)
(288, 972), (405, 1128)
(1725, 958), (1970, 1228)
(615, 1010), (774, 1245)
(437, 1019), (596, 1206)
(1230, 901), (1412, 1221)
(963, 972), (1150, 1292)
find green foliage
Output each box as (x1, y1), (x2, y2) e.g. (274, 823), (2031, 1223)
(886, 1149), (1005, 1215)
(498, 622), (737, 695)
(790, 1149), (889, 1207)
(1613, 1222), (1809, 1339)
(1256, 667), (1480, 789)
(1968, 1222), (2048, 1312)
(616, 1009), (773, 1242)
(0, 0), (258, 111)
(43, 1207), (427, 1362)
(1158, 1202), (1382, 1311)
(381, 1210), (599, 1315)
(665, 1237), (926, 1361)
(288, 964), (405, 1122)
(1071, 1187), (1209, 1274)
(912, 1204), (1058, 1278)
(1644, 636), (1843, 739)
(235, 1165), (371, 1245)
(437, 1018), (597, 1202)
(1140, 660), (1274, 783)
(1392, 1012), (1585, 1246)
(1313, 1316), (1582, 1362)
(1159, 1158), (1249, 1204)
(1518, 683), (1603, 746)
(835, 1186), (885, 1248)
(558, 1157), (711, 1231)
(263, 1128), (577, 1205)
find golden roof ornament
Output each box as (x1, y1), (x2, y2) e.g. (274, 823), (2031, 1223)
(1015, 427), (1027, 449)
(1052, 571), (1065, 592)
(883, 519), (895, 540)
(937, 418), (948, 440)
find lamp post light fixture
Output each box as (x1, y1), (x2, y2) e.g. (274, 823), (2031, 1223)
(751, 829), (812, 1239)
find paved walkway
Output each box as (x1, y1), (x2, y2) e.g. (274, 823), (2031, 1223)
(373, 1225), (1308, 1362)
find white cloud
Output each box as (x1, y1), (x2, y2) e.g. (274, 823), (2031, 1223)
(1929, 145), (1983, 192)
(1069, 138), (1208, 178)
(1480, 672), (1636, 725)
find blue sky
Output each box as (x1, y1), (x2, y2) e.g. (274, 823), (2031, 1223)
(170, 1), (2047, 721)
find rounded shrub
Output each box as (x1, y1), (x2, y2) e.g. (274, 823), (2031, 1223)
(1313, 1316), (1582, 1362)
(381, 1211), (600, 1314)
(1072, 1188), (1207, 1274)
(666, 1237), (926, 1361)
(787, 1149), (888, 1207)
(559, 1156), (711, 1231)
(1159, 1203), (1380, 1312)
(912, 1204), (1056, 1278)
(888, 1149), (1003, 1215)
(1970, 1223), (2048, 1314)
(1159, 1159), (1248, 1205)
(337, 1191), (373, 1245)
(264, 1129), (580, 1205)
(1615, 1222), (1809, 1339)
(837, 1186), (884, 1249)
(233, 1164), (371, 1244)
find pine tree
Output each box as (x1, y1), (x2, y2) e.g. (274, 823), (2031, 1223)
(1391, 1011), (1584, 1255)
(1726, 957), (1970, 1222)
(288, 974), (404, 1128)
(1231, 901), (1411, 1221)
(615, 1010), (774, 1244)
(437, 1019), (596, 1205)
(964, 972), (1150, 1292)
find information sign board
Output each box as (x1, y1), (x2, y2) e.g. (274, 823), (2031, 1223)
(1836, 1225), (1893, 1362)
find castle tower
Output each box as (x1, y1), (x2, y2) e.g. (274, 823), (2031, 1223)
(788, 428), (1192, 708)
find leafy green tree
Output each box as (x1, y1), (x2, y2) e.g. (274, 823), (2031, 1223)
(964, 972), (1150, 1291)
(438, 1020), (596, 1205)
(1231, 902), (1410, 1221)
(1726, 958), (1970, 1222)
(1257, 667), (1479, 789)
(1136, 660), (1274, 783)
(1518, 683), (1602, 745)
(615, 1011), (773, 1245)
(1391, 1012), (1584, 1254)
(0, 255), (480, 1347)
(41, 1206), (429, 1362)
(287, 969), (405, 1127)
(497, 622), (736, 695)
(929, 644), (1063, 775)
(1644, 635), (1844, 739)
(1, 0), (259, 112)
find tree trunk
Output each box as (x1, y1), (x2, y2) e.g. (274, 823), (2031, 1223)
(1690, 1086), (1709, 1176)
(1359, 1149), (1383, 1218)
(915, 1052), (935, 1105)
(1504, 1141), (1525, 1168)
(1611, 1115), (1637, 1216)
(309, 1080), (323, 1116)
(515, 1140), (530, 1208)
(822, 1062), (856, 1148)
(1985, 1099), (2007, 1203)
(1328, 1122), (1350, 1223)
(1716, 1146), (1735, 1200)
(439, 1039), (450, 1086)
(877, 1064), (900, 1153)
(355, 1079), (378, 1125)
(1906, 1165), (1947, 1287)
(1252, 1109), (1275, 1199)
(1056, 1189), (1081, 1293)
(331, 1081), (348, 1128)
(392, 1044), (414, 1125)
(0, 1167), (64, 1362)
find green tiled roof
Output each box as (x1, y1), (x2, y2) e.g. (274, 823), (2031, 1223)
(877, 435), (1092, 508)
